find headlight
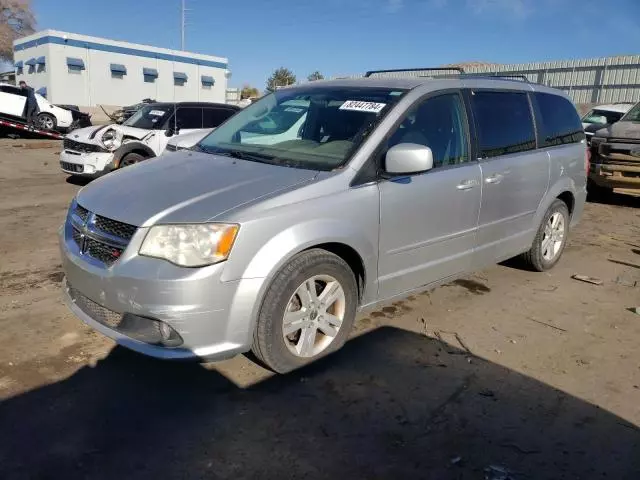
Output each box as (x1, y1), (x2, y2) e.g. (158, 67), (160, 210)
(101, 129), (122, 150)
(139, 223), (239, 267)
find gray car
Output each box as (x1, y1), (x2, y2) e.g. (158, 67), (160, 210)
(60, 74), (587, 373)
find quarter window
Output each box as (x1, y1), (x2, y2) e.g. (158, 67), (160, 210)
(388, 93), (469, 167)
(471, 91), (536, 158)
(534, 92), (585, 147)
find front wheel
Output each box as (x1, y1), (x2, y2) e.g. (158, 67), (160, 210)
(252, 249), (358, 373)
(37, 113), (56, 131)
(119, 153), (146, 168)
(521, 199), (570, 272)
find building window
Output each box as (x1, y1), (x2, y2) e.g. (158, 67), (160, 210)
(36, 56), (46, 73)
(201, 75), (215, 90)
(66, 57), (85, 75)
(143, 67), (158, 83)
(173, 72), (187, 86)
(110, 63), (127, 79)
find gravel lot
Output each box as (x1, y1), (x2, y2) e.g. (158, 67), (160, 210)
(1, 141), (639, 479)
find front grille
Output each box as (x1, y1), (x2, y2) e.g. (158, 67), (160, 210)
(68, 285), (123, 328)
(63, 138), (104, 153)
(84, 237), (124, 266)
(607, 138), (640, 145)
(69, 202), (137, 267)
(165, 143), (178, 152)
(61, 161), (83, 173)
(75, 204), (89, 221)
(94, 215), (136, 240)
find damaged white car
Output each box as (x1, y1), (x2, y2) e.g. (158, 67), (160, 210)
(60, 102), (239, 177)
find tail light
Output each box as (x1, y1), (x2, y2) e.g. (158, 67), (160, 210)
(585, 147), (591, 175)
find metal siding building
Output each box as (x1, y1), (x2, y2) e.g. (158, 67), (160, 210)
(338, 55), (640, 105)
(13, 30), (230, 107)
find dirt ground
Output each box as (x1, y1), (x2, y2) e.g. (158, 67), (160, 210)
(0, 141), (639, 479)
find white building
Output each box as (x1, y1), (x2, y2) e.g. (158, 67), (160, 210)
(13, 30), (230, 107)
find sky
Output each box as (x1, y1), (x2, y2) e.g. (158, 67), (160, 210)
(27, 0), (640, 90)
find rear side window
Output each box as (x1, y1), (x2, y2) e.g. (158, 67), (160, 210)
(471, 91), (536, 158)
(175, 107), (203, 129)
(534, 93), (585, 147)
(203, 108), (236, 128)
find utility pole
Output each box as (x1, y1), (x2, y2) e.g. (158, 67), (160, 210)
(181, 0), (186, 50)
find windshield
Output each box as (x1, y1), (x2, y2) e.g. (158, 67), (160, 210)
(197, 87), (407, 170)
(582, 109), (625, 126)
(621, 102), (640, 122)
(123, 105), (173, 130)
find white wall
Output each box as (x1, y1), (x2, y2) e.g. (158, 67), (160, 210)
(13, 43), (52, 100)
(13, 30), (229, 107)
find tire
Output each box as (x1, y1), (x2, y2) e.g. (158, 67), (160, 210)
(37, 113), (56, 131)
(252, 249), (358, 373)
(119, 153), (146, 168)
(521, 199), (570, 272)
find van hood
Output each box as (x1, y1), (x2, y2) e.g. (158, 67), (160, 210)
(595, 121), (640, 140)
(76, 152), (319, 227)
(67, 124), (152, 146)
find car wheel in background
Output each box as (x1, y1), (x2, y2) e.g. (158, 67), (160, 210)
(37, 113), (56, 131)
(119, 153), (146, 168)
(521, 199), (570, 272)
(252, 249), (358, 373)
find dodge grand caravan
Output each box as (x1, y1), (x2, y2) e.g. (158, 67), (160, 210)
(60, 73), (587, 373)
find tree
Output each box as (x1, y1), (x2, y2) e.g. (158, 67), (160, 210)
(307, 71), (324, 82)
(241, 84), (259, 99)
(266, 67), (296, 92)
(0, 0), (36, 62)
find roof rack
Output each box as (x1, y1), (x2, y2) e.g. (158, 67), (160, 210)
(364, 68), (532, 83)
(364, 67), (464, 77)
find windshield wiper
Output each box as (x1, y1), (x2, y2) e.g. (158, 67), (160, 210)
(215, 148), (276, 165)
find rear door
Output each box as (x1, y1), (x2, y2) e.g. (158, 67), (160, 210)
(0, 85), (27, 118)
(469, 90), (549, 266)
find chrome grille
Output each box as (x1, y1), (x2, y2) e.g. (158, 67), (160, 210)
(94, 215), (136, 240)
(69, 202), (137, 267)
(63, 138), (104, 153)
(68, 284), (122, 327)
(60, 161), (84, 173)
(75, 204), (89, 221)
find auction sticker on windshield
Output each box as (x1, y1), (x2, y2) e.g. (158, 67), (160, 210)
(149, 110), (167, 116)
(339, 101), (386, 113)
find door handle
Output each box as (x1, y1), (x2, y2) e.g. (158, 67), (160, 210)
(485, 173), (504, 184)
(456, 179), (477, 191)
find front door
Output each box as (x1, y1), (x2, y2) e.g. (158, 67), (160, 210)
(378, 92), (481, 299)
(469, 90), (549, 265)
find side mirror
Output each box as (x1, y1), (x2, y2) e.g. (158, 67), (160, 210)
(165, 127), (174, 137)
(385, 143), (434, 175)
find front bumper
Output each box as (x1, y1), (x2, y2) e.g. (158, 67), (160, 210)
(60, 150), (114, 177)
(589, 163), (640, 191)
(59, 219), (265, 361)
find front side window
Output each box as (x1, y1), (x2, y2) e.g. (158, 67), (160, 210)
(387, 93), (469, 167)
(535, 92), (584, 147)
(582, 109), (624, 126)
(472, 90), (536, 158)
(197, 87), (407, 171)
(621, 102), (640, 122)
(123, 105), (174, 130)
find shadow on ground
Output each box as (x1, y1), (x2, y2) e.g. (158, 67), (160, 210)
(1, 327), (638, 479)
(587, 190), (640, 208)
(65, 175), (92, 186)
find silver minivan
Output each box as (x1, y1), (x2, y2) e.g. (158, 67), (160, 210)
(60, 73), (587, 373)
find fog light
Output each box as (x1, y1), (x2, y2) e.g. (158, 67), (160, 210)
(118, 313), (183, 347)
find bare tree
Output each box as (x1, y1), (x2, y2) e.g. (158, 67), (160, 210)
(0, 0), (36, 62)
